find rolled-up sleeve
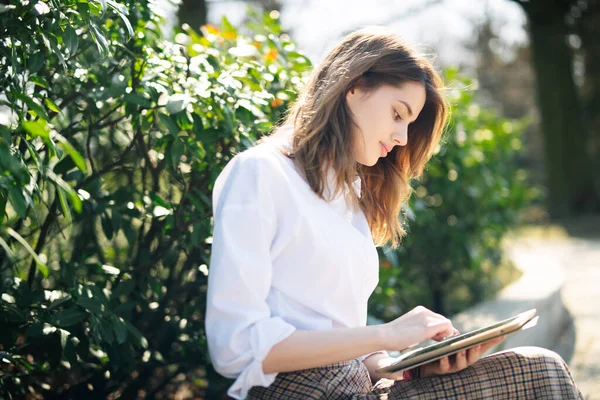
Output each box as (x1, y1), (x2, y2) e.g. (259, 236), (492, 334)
(205, 153), (297, 399)
(357, 350), (388, 362)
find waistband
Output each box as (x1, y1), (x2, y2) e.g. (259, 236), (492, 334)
(294, 358), (358, 372)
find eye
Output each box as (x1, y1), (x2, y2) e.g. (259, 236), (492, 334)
(393, 110), (402, 122)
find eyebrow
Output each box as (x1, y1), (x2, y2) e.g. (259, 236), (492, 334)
(396, 100), (413, 117)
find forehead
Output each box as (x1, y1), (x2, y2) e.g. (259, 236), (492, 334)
(380, 81), (426, 104)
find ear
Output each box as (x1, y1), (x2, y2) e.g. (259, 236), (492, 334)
(345, 86), (356, 103)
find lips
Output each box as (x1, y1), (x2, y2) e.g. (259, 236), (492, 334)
(380, 142), (390, 156)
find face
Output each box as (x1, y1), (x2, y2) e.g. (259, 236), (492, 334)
(346, 81), (427, 167)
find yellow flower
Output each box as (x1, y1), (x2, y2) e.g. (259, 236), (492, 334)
(270, 98), (284, 108)
(265, 48), (278, 63)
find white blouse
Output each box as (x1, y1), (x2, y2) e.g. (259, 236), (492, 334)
(205, 127), (386, 399)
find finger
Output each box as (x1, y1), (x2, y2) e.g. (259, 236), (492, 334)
(423, 357), (447, 377)
(480, 335), (506, 354)
(466, 345), (481, 365)
(438, 355), (450, 373)
(432, 324), (456, 341)
(454, 350), (468, 371)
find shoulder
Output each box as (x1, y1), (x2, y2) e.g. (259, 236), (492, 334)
(212, 141), (289, 210)
(215, 142), (283, 186)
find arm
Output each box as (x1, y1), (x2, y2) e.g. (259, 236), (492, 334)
(206, 153), (298, 400)
(262, 325), (387, 374)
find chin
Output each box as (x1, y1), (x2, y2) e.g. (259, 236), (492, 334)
(361, 158), (378, 167)
(354, 151), (379, 167)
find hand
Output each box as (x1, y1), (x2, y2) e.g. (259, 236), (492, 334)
(379, 305), (458, 351)
(419, 335), (506, 378)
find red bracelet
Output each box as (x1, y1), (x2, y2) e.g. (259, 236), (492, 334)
(402, 366), (421, 381)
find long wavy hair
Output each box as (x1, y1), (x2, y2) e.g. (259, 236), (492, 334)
(261, 27), (449, 249)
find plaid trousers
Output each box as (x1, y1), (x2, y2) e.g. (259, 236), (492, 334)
(246, 346), (584, 399)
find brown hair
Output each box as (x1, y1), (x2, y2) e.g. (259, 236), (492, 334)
(261, 27), (449, 249)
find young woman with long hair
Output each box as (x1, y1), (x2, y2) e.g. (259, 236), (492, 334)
(205, 27), (583, 399)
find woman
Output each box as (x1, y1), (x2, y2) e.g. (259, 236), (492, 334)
(205, 27), (583, 399)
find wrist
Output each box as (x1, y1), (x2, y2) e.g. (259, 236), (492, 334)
(362, 354), (395, 384)
(371, 323), (390, 350)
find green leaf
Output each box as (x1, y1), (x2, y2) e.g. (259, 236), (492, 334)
(30, 75), (50, 89)
(111, 209), (122, 234)
(159, 113), (180, 135)
(44, 97), (61, 114)
(221, 15), (237, 36)
(53, 132), (87, 173)
(28, 52), (44, 74)
(63, 25), (79, 55)
(101, 212), (114, 240)
(13, 93), (48, 120)
(107, 0), (134, 37)
(46, 34), (67, 69)
(59, 329), (70, 350)
(45, 170), (82, 213)
(165, 94), (191, 114)
(76, 294), (104, 315)
(0, 192), (7, 226)
(150, 193), (168, 208)
(106, 0), (128, 15)
(95, 0), (107, 16)
(89, 23), (110, 57)
(170, 138), (184, 166)
(111, 316), (128, 344)
(77, 2), (90, 19)
(48, 294), (73, 311)
(53, 153), (76, 175)
(51, 307), (87, 327)
(28, 322), (56, 337)
(111, 279), (134, 299)
(0, 4), (16, 13)
(8, 187), (27, 218)
(119, 13), (134, 38)
(56, 187), (72, 222)
(125, 93), (152, 108)
(95, 317), (114, 343)
(7, 228), (49, 278)
(4, 303), (27, 323)
(22, 120), (50, 139)
(125, 321), (148, 349)
(0, 236), (14, 259)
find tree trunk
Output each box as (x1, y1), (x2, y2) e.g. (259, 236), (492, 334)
(580, 3), (600, 202)
(177, 0), (207, 33)
(525, 7), (599, 216)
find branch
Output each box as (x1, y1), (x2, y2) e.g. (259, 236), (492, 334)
(27, 200), (58, 288)
(76, 130), (141, 190)
(87, 111), (96, 174)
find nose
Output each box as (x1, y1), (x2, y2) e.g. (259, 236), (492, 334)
(392, 127), (408, 147)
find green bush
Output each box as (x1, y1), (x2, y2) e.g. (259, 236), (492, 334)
(0, 1), (310, 397)
(368, 71), (538, 322)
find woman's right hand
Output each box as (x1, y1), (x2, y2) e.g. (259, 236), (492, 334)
(379, 305), (459, 351)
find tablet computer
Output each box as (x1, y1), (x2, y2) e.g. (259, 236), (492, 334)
(376, 309), (538, 374)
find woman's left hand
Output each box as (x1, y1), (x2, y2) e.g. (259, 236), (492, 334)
(419, 335), (506, 378)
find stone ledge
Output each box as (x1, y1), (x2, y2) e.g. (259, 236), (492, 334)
(449, 242), (570, 356)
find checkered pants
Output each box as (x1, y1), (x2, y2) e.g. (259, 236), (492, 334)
(246, 346), (584, 399)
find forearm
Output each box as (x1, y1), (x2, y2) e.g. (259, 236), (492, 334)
(262, 325), (387, 374)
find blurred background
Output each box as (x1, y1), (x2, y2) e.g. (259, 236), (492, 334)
(174, 0), (600, 218)
(0, 0), (598, 398)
